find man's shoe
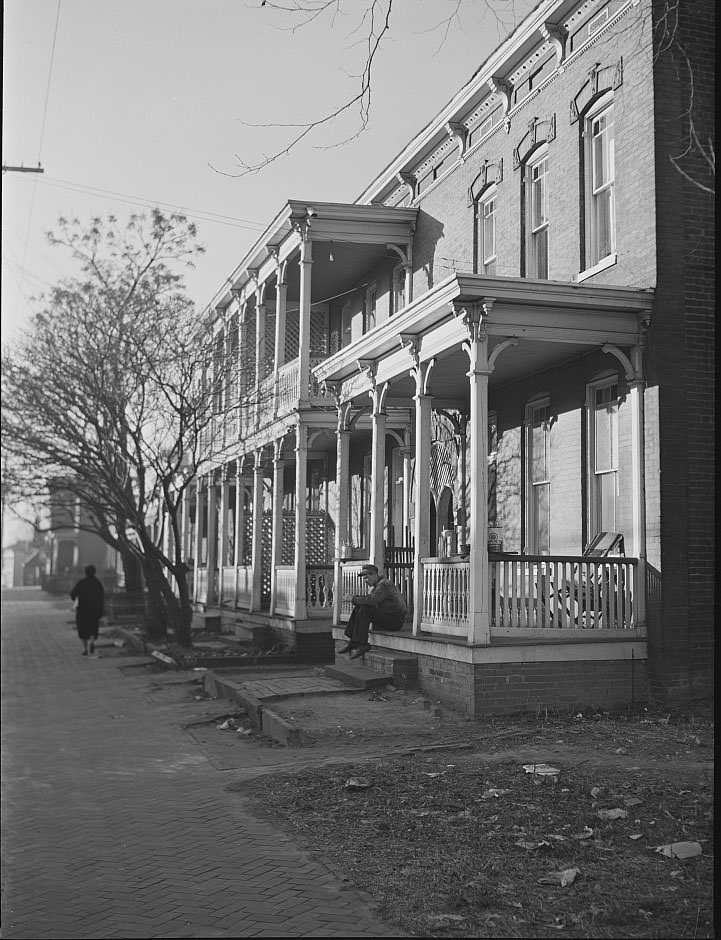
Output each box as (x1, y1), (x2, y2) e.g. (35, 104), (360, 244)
(89, 641), (95, 654)
(350, 644), (371, 659)
(337, 643), (354, 655)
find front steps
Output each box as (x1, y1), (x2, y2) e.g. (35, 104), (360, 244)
(328, 641), (419, 690)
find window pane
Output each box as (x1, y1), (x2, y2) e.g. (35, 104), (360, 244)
(597, 471), (617, 531)
(533, 226), (549, 278)
(533, 483), (550, 553)
(531, 160), (548, 228)
(483, 198), (495, 262)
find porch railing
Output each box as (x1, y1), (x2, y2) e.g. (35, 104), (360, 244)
(274, 566), (296, 616)
(491, 554), (637, 631)
(339, 563), (366, 622)
(306, 564), (334, 617)
(421, 558), (470, 633)
(277, 360), (300, 415)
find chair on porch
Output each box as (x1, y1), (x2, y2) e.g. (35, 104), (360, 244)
(552, 532), (629, 628)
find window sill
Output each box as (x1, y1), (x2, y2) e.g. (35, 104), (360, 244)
(576, 253), (617, 282)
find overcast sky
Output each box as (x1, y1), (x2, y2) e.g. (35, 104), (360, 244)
(2, 0), (537, 349)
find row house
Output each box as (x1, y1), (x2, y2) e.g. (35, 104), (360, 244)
(180, 0), (714, 715)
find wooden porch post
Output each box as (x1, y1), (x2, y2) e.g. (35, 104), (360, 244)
(193, 478), (204, 603)
(333, 400), (352, 626)
(270, 439), (285, 615)
(250, 451), (265, 612)
(457, 300), (492, 646)
(629, 343), (647, 626)
(218, 466), (230, 606)
(403, 339), (435, 636)
(294, 420), (308, 619)
(273, 258), (287, 416)
(206, 474), (218, 607)
(297, 224), (313, 406)
(368, 375), (389, 570)
(233, 461), (244, 607)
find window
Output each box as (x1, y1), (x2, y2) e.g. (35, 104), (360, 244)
(364, 285), (377, 333)
(588, 379), (619, 533)
(585, 99), (615, 268)
(525, 151), (549, 278)
(527, 401), (551, 553)
(391, 264), (406, 315)
(476, 188), (497, 274)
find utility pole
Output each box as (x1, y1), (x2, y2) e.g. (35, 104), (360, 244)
(2, 164), (44, 174)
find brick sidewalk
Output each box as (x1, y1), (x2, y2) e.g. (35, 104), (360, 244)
(1, 589), (401, 939)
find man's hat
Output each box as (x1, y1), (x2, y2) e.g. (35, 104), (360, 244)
(359, 564), (378, 577)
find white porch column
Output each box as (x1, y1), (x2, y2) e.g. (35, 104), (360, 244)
(273, 259), (287, 416)
(294, 420), (308, 619)
(368, 377), (389, 570)
(400, 443), (413, 546)
(233, 461), (245, 606)
(218, 466), (230, 605)
(250, 452), (265, 612)
(270, 439), (285, 615)
(332, 400), (352, 625)
(457, 301), (492, 646)
(193, 479), (204, 603)
(297, 228), (313, 405)
(206, 474), (218, 607)
(255, 283), (267, 427)
(402, 340), (435, 636)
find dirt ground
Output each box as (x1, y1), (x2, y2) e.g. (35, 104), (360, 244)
(236, 702), (714, 940)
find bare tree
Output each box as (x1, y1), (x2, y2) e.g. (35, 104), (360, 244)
(1, 211), (260, 646)
(227, 0), (712, 193)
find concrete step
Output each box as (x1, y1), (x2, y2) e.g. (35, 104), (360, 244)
(337, 645), (419, 689)
(323, 661), (393, 690)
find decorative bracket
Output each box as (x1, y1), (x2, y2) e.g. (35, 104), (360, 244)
(488, 337), (519, 371)
(540, 21), (568, 66)
(489, 75), (513, 116)
(468, 157), (504, 205)
(386, 243), (410, 267)
(396, 171), (415, 202)
(446, 121), (468, 162)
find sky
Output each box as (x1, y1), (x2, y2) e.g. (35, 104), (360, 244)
(1, 0), (534, 546)
(2, 0), (536, 346)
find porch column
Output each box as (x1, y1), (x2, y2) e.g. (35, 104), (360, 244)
(250, 452), (265, 612)
(255, 284), (267, 427)
(294, 420), (308, 619)
(233, 461), (245, 606)
(405, 347), (435, 636)
(629, 349), (647, 625)
(333, 400), (352, 626)
(273, 259), (287, 416)
(206, 474), (218, 607)
(369, 379), (389, 570)
(297, 226), (313, 406)
(400, 438), (413, 546)
(218, 466), (230, 606)
(192, 478), (204, 603)
(458, 301), (492, 646)
(270, 439), (285, 615)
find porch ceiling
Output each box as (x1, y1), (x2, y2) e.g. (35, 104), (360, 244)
(314, 272), (654, 404)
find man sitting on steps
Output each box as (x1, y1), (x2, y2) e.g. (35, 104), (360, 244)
(340, 563), (408, 659)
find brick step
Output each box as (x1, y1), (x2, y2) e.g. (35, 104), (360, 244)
(323, 661), (393, 690)
(330, 643), (419, 689)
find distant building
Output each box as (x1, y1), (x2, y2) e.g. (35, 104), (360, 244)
(173, 0), (713, 715)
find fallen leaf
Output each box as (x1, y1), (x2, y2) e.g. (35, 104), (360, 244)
(630, 834), (643, 840)
(597, 807), (627, 820)
(538, 867), (580, 887)
(655, 841), (702, 859)
(481, 788), (512, 799)
(523, 763), (560, 776)
(344, 777), (371, 790)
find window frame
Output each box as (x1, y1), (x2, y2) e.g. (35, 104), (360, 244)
(586, 375), (620, 536)
(525, 398), (551, 554)
(524, 146), (550, 279)
(475, 184), (497, 275)
(583, 94), (616, 271)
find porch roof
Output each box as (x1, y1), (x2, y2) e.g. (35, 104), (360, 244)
(313, 272), (654, 403)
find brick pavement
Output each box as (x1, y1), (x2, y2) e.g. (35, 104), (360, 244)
(1, 589), (401, 939)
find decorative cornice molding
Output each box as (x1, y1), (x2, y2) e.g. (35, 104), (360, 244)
(540, 21), (568, 66)
(468, 157), (504, 205)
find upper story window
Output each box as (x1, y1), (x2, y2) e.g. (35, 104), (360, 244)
(364, 285), (377, 333)
(391, 264), (406, 315)
(525, 148), (549, 279)
(585, 97), (616, 269)
(476, 187), (497, 275)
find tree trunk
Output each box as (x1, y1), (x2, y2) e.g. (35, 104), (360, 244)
(121, 549), (144, 594)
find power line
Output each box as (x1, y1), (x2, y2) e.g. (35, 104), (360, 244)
(38, 0), (62, 164)
(30, 174), (267, 232)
